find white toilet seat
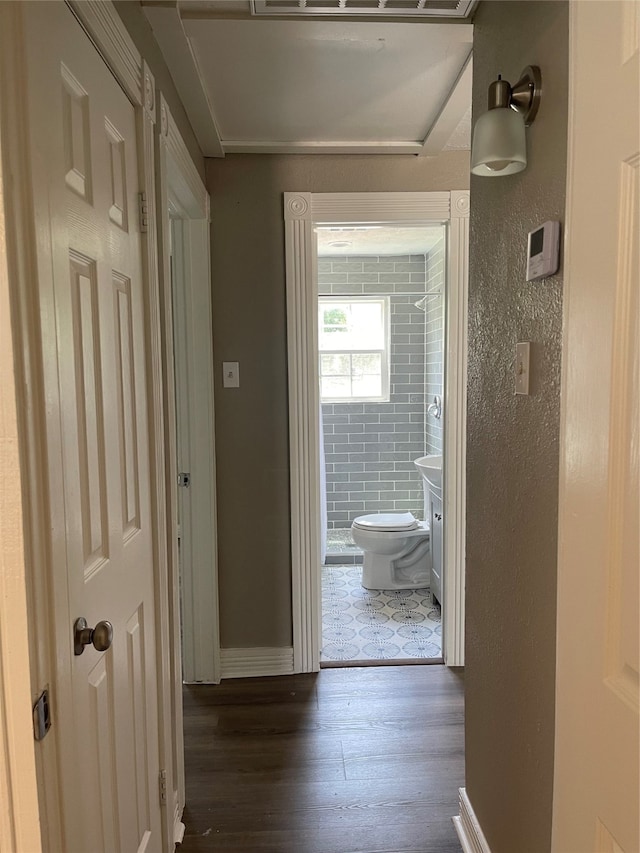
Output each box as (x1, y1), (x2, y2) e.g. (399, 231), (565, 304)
(352, 511), (420, 533)
(352, 522), (429, 541)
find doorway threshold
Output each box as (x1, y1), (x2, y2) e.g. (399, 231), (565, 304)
(321, 657), (444, 669)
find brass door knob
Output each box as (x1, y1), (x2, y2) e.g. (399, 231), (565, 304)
(73, 617), (114, 655)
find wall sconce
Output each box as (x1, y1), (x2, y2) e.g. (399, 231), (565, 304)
(471, 65), (542, 177)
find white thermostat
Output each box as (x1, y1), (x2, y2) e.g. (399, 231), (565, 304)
(526, 220), (560, 281)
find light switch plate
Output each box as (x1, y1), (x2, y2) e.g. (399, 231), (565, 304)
(223, 361), (240, 388)
(515, 342), (530, 395)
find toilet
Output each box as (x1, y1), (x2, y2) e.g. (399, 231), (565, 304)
(351, 511), (431, 590)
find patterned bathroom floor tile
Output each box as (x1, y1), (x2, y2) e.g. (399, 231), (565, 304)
(321, 565), (441, 664)
(326, 528), (362, 557)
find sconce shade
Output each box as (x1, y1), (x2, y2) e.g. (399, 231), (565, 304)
(470, 107), (527, 177)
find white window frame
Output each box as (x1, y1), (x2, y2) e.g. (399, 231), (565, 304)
(318, 296), (390, 403)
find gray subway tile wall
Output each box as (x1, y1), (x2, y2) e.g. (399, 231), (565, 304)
(320, 251), (444, 530)
(425, 237), (445, 456)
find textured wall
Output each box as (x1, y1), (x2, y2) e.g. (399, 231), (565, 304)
(113, 1), (205, 181)
(206, 152), (469, 649)
(465, 3), (568, 852)
(320, 255), (428, 528)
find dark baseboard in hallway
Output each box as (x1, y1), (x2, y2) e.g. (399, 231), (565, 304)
(179, 665), (464, 853)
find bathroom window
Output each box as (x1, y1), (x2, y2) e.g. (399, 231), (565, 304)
(318, 297), (389, 402)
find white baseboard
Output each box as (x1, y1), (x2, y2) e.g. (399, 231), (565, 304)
(173, 819), (185, 845)
(453, 788), (492, 853)
(220, 647), (295, 679)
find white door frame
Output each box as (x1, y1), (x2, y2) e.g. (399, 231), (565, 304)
(156, 91), (220, 689)
(284, 191), (469, 672)
(0, 72), (43, 853)
(0, 2), (179, 850)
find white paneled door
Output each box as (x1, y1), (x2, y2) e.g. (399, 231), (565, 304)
(23, 3), (163, 850)
(554, 1), (639, 851)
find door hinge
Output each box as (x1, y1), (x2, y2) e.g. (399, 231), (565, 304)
(159, 769), (168, 805)
(177, 472), (191, 488)
(33, 689), (52, 741)
(138, 191), (149, 233)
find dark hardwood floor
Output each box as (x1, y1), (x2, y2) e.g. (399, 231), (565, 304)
(180, 664), (464, 853)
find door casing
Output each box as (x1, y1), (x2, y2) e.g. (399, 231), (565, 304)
(284, 191), (469, 671)
(0, 48), (43, 850)
(156, 92), (220, 691)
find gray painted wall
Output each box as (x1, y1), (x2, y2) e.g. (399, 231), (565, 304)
(114, 1), (205, 181)
(465, 3), (568, 852)
(206, 152), (469, 649)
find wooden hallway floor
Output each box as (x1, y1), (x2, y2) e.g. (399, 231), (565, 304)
(179, 665), (464, 853)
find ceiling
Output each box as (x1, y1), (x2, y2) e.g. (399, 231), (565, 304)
(142, 1), (474, 158)
(316, 224), (444, 256)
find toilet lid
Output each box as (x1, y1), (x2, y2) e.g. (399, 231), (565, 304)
(352, 512), (420, 532)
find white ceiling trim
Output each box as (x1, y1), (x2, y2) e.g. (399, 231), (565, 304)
(144, 4), (473, 158)
(419, 49), (472, 155)
(143, 2), (224, 157)
(222, 140), (426, 155)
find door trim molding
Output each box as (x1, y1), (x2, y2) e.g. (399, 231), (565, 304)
(0, 28), (43, 846)
(67, 0), (142, 104)
(0, 5), (67, 845)
(156, 91), (220, 688)
(284, 191), (468, 672)
(445, 190), (469, 664)
(453, 788), (493, 853)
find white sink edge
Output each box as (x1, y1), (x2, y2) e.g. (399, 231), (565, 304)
(413, 455), (442, 490)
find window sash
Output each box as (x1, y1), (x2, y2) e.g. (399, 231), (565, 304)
(320, 349), (389, 402)
(318, 297), (390, 402)
(318, 298), (386, 352)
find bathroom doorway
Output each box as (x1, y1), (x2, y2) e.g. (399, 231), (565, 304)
(284, 191), (468, 673)
(317, 226), (445, 665)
